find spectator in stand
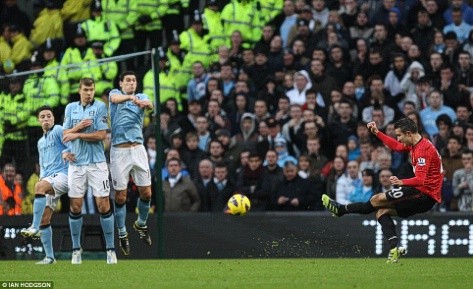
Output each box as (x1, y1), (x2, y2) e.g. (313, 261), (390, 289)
(420, 89), (457, 138)
(452, 149), (473, 212)
(324, 155), (346, 199)
(261, 149), (284, 210)
(236, 152), (267, 211)
(456, 51), (473, 92)
(206, 162), (235, 213)
(443, 31), (461, 65)
(336, 160), (361, 205)
(0, 163), (22, 216)
(286, 70), (312, 105)
(163, 158), (200, 212)
(327, 99), (357, 157)
(349, 11), (373, 43)
(462, 30), (473, 59)
(432, 114), (453, 152)
(309, 59), (337, 106)
(326, 44), (353, 88)
(348, 168), (375, 203)
(443, 0), (473, 25)
(271, 0), (298, 48)
(0, 0), (32, 37)
(384, 53), (408, 100)
(411, 8), (439, 56)
(181, 132), (207, 179)
(187, 61), (211, 105)
(438, 64), (469, 109)
(195, 116), (212, 153)
(443, 8), (472, 43)
(257, 76), (285, 115)
(442, 135), (464, 210)
(161, 149), (190, 181)
(251, 99), (269, 125)
(193, 159), (214, 212)
(376, 168), (394, 193)
(273, 159), (313, 211)
(370, 23), (397, 61)
(306, 136), (328, 174)
(234, 113), (258, 152)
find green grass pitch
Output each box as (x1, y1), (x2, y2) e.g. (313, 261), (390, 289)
(1, 258), (472, 289)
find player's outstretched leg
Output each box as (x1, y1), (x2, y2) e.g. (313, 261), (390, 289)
(134, 197), (151, 245)
(21, 194), (47, 238)
(321, 194), (345, 217)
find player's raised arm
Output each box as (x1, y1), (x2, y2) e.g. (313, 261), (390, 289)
(109, 89), (136, 104)
(367, 121), (408, 152)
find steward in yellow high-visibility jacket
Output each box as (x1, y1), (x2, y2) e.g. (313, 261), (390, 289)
(9, 25), (33, 70)
(179, 13), (212, 70)
(81, 2), (121, 57)
(143, 49), (182, 112)
(258, 0), (283, 24)
(59, 25), (96, 101)
(89, 41), (118, 98)
(221, 0), (263, 44)
(41, 47), (69, 108)
(0, 79), (30, 143)
(23, 62), (60, 128)
(167, 34), (191, 97)
(203, 1), (228, 53)
(30, 7), (64, 48)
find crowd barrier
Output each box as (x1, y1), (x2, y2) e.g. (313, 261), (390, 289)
(1, 212), (472, 260)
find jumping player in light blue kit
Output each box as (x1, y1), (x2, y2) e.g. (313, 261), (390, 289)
(62, 77), (116, 264)
(21, 106), (73, 264)
(109, 71), (153, 255)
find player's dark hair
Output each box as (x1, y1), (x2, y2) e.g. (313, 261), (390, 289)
(119, 71), (137, 81)
(79, 77), (95, 88)
(394, 118), (418, 134)
(37, 105), (54, 117)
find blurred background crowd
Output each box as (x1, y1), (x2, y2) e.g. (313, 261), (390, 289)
(2, 0), (473, 216)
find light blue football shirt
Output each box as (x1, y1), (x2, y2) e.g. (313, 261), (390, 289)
(38, 125), (69, 179)
(63, 100), (109, 166)
(108, 89), (147, 146)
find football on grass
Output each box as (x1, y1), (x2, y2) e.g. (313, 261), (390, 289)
(225, 194), (251, 215)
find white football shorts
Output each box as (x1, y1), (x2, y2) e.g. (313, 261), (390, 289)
(110, 145), (152, 190)
(43, 172), (68, 210)
(68, 162), (110, 198)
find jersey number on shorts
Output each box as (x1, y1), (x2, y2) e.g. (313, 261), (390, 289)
(103, 180), (110, 190)
(388, 187), (404, 199)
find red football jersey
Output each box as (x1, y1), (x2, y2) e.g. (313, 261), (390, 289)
(377, 132), (443, 203)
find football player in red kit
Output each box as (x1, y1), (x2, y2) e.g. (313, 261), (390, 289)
(322, 117), (443, 263)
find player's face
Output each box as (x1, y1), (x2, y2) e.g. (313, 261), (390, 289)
(120, 74), (137, 94)
(79, 84), (95, 105)
(38, 109), (54, 131)
(394, 128), (412, 145)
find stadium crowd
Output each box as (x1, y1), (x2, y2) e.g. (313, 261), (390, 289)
(2, 0), (473, 216)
